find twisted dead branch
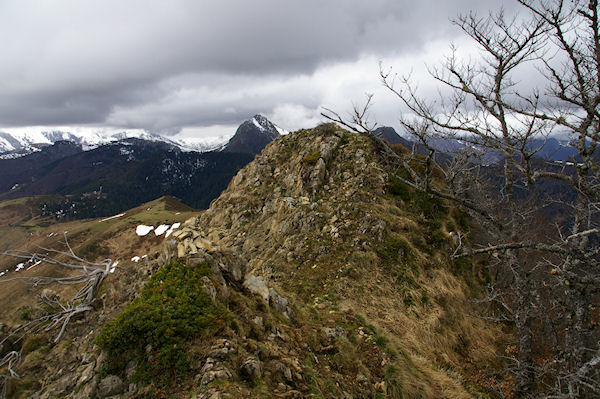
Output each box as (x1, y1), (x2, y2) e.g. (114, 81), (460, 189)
(0, 232), (113, 396)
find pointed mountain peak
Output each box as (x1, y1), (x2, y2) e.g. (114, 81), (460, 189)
(223, 114), (282, 154)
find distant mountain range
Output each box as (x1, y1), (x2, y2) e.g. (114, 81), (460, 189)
(0, 114), (286, 159)
(8, 117), (582, 222)
(374, 126), (580, 163)
(0, 130), (220, 159)
(0, 115), (282, 220)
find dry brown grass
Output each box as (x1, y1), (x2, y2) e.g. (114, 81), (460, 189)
(0, 196), (198, 325)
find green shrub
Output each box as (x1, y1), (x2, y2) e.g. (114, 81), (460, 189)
(428, 229), (449, 246)
(376, 235), (413, 266)
(451, 209), (469, 232)
(452, 257), (471, 276)
(373, 335), (388, 347)
(427, 220), (442, 230)
(388, 176), (411, 201)
(445, 220), (456, 232)
(18, 307), (34, 321)
(376, 234), (419, 287)
(421, 292), (431, 306)
(20, 335), (47, 356)
(413, 191), (446, 218)
(402, 293), (415, 307)
(5, 375), (39, 398)
(96, 260), (228, 384)
(302, 151), (322, 165)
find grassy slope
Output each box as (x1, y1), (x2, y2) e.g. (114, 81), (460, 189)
(1, 126), (503, 399)
(151, 125), (502, 398)
(0, 195), (198, 325)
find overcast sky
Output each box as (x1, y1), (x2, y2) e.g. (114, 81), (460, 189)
(0, 0), (517, 139)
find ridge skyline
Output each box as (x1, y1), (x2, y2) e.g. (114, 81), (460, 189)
(0, 114), (288, 158)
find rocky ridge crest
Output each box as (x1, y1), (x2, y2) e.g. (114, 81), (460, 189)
(13, 124), (498, 398)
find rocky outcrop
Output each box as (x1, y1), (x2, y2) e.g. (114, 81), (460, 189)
(97, 375), (123, 397)
(12, 124), (497, 399)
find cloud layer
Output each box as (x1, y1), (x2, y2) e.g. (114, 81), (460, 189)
(0, 0), (517, 135)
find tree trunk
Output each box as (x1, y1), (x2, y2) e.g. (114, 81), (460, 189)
(514, 267), (535, 398)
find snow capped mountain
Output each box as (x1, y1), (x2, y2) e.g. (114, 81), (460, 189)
(0, 130), (81, 156)
(223, 114), (283, 154)
(251, 114), (288, 135)
(0, 115), (285, 159)
(0, 129), (229, 159)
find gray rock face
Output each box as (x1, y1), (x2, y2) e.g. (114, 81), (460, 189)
(310, 158), (327, 192)
(218, 258), (244, 281)
(244, 274), (270, 303)
(72, 379), (98, 399)
(200, 276), (217, 302)
(199, 359), (233, 385)
(242, 275), (292, 316)
(240, 358), (263, 379)
(269, 287), (290, 316)
(373, 126), (406, 145)
(97, 375), (123, 398)
(207, 339), (236, 360)
(323, 327), (348, 340)
(94, 351), (107, 373)
(273, 361), (293, 382)
(76, 361), (96, 386)
(125, 360), (138, 380)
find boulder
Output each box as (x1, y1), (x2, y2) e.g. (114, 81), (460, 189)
(200, 276), (217, 302)
(273, 361), (293, 382)
(240, 358), (262, 379)
(322, 327), (347, 341)
(195, 237), (216, 252)
(207, 339), (236, 360)
(72, 378), (97, 399)
(200, 367), (232, 385)
(125, 360), (138, 380)
(76, 362), (95, 385)
(218, 260), (244, 282)
(269, 288), (289, 314)
(94, 351), (107, 373)
(97, 375), (123, 398)
(244, 274), (270, 303)
(177, 243), (186, 258)
(310, 158), (327, 190)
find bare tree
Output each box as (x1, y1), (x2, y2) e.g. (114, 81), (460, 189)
(510, 2), (600, 396)
(0, 233), (113, 397)
(324, 1), (600, 397)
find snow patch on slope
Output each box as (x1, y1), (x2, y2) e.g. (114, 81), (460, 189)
(136, 225), (154, 236)
(154, 224), (170, 236)
(252, 118), (266, 131)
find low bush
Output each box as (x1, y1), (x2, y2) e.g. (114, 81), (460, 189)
(302, 151), (322, 165)
(376, 235), (413, 266)
(413, 191), (446, 219)
(96, 260), (228, 384)
(388, 176), (411, 202)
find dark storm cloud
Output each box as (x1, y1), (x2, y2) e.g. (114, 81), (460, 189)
(0, 0), (516, 131)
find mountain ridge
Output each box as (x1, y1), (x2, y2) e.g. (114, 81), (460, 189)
(0, 124), (499, 398)
(0, 115), (284, 159)
(375, 125), (580, 162)
(0, 115), (282, 219)
(0, 138), (254, 218)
